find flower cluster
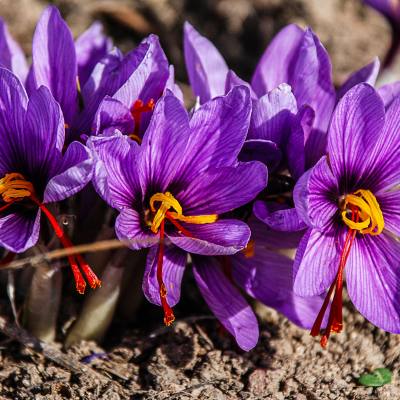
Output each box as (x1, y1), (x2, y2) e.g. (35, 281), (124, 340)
(0, 5), (399, 351)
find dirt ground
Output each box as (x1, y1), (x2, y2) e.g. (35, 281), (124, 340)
(0, 0), (398, 399)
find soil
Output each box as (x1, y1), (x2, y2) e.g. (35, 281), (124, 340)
(0, 0), (398, 399)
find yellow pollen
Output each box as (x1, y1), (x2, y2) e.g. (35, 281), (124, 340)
(0, 173), (34, 202)
(76, 76), (82, 93)
(241, 240), (255, 258)
(149, 192), (218, 233)
(342, 189), (384, 235)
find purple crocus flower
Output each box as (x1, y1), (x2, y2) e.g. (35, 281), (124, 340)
(88, 86), (268, 331)
(25, 6), (169, 145)
(0, 67), (98, 294)
(290, 82), (400, 346)
(185, 22), (381, 169)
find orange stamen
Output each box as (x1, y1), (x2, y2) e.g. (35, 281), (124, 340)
(156, 218), (175, 326)
(131, 99), (154, 137)
(0, 251), (16, 267)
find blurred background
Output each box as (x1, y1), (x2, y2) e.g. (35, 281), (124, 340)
(0, 0), (391, 106)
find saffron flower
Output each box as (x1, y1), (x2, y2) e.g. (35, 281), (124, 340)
(26, 6), (169, 145)
(0, 68), (98, 294)
(292, 82), (400, 346)
(88, 86), (268, 331)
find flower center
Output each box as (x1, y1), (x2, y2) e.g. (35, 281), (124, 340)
(311, 189), (384, 347)
(342, 189), (384, 235)
(0, 173), (100, 294)
(129, 99), (155, 144)
(149, 191), (218, 326)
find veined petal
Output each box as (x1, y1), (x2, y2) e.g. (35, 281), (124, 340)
(377, 190), (400, 237)
(286, 115), (305, 181)
(23, 86), (64, 187)
(183, 22), (228, 104)
(378, 81), (400, 111)
(335, 57), (380, 105)
(167, 219), (250, 256)
(75, 21), (113, 88)
(88, 132), (141, 209)
(0, 208), (40, 253)
(225, 70), (258, 102)
(248, 83), (297, 150)
(251, 24), (304, 97)
(171, 86), (252, 191)
(43, 142), (93, 203)
(165, 65), (184, 103)
(30, 6), (77, 126)
(0, 18), (28, 84)
(293, 223), (344, 297)
(192, 254), (259, 351)
(328, 83), (385, 194)
(138, 89), (190, 197)
(177, 162), (268, 216)
(0, 68), (28, 176)
(143, 242), (187, 307)
(346, 232), (400, 334)
(115, 207), (159, 250)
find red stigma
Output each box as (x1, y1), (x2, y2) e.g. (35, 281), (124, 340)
(219, 255), (233, 282)
(156, 218), (175, 326)
(29, 195), (101, 294)
(131, 99), (155, 139)
(311, 205), (359, 347)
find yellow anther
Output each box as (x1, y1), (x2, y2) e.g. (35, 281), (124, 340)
(76, 76), (81, 94)
(241, 240), (255, 258)
(149, 191), (218, 233)
(0, 173), (34, 202)
(342, 189), (384, 235)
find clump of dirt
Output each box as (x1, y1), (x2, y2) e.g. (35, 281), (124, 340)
(0, 289), (399, 399)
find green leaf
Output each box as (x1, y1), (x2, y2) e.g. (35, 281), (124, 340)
(359, 368), (392, 387)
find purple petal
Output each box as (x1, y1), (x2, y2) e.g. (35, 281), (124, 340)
(71, 42), (149, 142)
(297, 104), (315, 143)
(346, 232), (400, 334)
(0, 68), (28, 175)
(293, 223), (345, 297)
(75, 21), (113, 88)
(251, 24), (304, 97)
(0, 209), (40, 253)
(138, 90), (190, 195)
(192, 254), (258, 350)
(167, 219), (250, 256)
(254, 202), (308, 232)
(248, 83), (297, 150)
(231, 246), (327, 329)
(143, 242), (187, 307)
(0, 18), (28, 84)
(248, 213), (305, 249)
(378, 81), (400, 110)
(93, 96), (135, 137)
(43, 142), (93, 203)
(377, 190), (400, 237)
(30, 6), (77, 126)
(177, 162), (268, 216)
(361, 0), (399, 20)
(166, 65), (183, 103)
(115, 207), (159, 250)
(87, 132), (140, 209)
(362, 96), (400, 193)
(225, 70), (258, 101)
(335, 57), (380, 105)
(286, 116), (305, 181)
(308, 156), (339, 231)
(23, 86), (64, 186)
(238, 139), (282, 172)
(328, 83), (385, 193)
(171, 86), (252, 191)
(183, 22), (229, 104)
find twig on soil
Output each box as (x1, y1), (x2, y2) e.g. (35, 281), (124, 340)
(0, 314), (110, 382)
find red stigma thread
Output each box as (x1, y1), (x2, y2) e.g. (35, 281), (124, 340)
(29, 195), (101, 294)
(311, 206), (359, 347)
(156, 218), (175, 326)
(219, 255), (233, 282)
(131, 99), (154, 139)
(0, 251), (16, 267)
